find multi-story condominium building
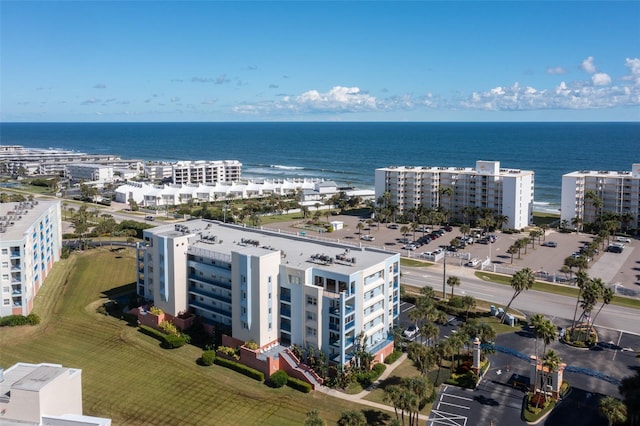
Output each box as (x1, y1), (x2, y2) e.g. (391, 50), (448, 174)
(375, 160), (534, 229)
(561, 163), (640, 229)
(136, 220), (400, 367)
(0, 200), (62, 316)
(0, 145), (141, 177)
(172, 160), (242, 185)
(0, 362), (111, 425)
(65, 164), (114, 183)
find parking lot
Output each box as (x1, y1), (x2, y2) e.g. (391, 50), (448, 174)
(264, 213), (639, 295)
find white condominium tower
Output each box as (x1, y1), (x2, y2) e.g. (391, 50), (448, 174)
(172, 160), (242, 185)
(561, 163), (640, 229)
(375, 160), (534, 229)
(136, 220), (400, 366)
(0, 200), (62, 316)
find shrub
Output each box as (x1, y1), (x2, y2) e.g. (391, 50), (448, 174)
(217, 346), (240, 360)
(244, 340), (259, 350)
(0, 314), (40, 327)
(214, 357), (264, 381)
(200, 350), (216, 366)
(269, 370), (289, 388)
(286, 376), (312, 393)
(163, 333), (189, 349)
(149, 306), (163, 315)
(384, 350), (402, 364)
(26, 313), (40, 325)
(138, 324), (189, 349)
(373, 363), (387, 375)
(158, 320), (179, 336)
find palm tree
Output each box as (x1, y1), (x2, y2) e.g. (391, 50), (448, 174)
(599, 396), (628, 426)
(420, 322), (439, 347)
(356, 222), (364, 235)
(447, 275), (461, 298)
(337, 410), (367, 426)
(304, 409), (326, 426)
(619, 370), (640, 426)
(502, 268), (535, 323)
(589, 279), (613, 330)
(461, 295), (476, 321)
(541, 349), (562, 389)
(495, 214), (509, 231)
(507, 245), (518, 263)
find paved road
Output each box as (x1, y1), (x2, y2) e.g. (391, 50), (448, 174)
(401, 263), (640, 335)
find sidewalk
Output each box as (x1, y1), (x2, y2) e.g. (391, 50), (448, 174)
(316, 353), (431, 422)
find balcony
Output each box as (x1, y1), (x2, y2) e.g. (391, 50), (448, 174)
(189, 286), (231, 304)
(10, 251), (20, 258)
(189, 300), (231, 317)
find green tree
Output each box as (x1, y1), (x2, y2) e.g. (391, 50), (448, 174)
(501, 268), (535, 323)
(599, 396), (627, 426)
(461, 295), (476, 321)
(619, 369), (640, 426)
(337, 410), (367, 426)
(304, 409), (326, 426)
(447, 275), (460, 298)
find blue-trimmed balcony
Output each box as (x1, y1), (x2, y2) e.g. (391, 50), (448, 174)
(368, 335), (394, 355)
(188, 274), (231, 290)
(189, 301), (231, 317)
(189, 286), (231, 304)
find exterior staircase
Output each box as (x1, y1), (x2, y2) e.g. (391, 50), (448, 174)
(280, 348), (323, 390)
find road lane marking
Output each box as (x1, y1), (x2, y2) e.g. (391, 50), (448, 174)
(443, 393), (473, 402)
(439, 401), (471, 410)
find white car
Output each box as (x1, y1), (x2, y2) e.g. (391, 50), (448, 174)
(403, 325), (419, 339)
(616, 236), (631, 244)
(361, 235), (375, 241)
(467, 258), (480, 267)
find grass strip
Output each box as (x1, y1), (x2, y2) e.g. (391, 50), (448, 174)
(475, 271), (640, 309)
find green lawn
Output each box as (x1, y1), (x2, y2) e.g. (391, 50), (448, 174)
(475, 271), (640, 309)
(0, 248), (389, 425)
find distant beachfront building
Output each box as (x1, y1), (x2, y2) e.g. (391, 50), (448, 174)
(0, 362), (111, 425)
(65, 163), (114, 183)
(115, 179), (325, 207)
(172, 160), (242, 185)
(136, 220), (399, 374)
(0, 199), (61, 316)
(375, 160), (534, 229)
(0, 145), (141, 177)
(144, 163), (174, 182)
(561, 163), (640, 230)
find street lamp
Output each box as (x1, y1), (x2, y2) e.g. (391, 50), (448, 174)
(442, 250), (447, 300)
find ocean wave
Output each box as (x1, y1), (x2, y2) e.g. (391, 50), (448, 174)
(270, 164), (304, 170)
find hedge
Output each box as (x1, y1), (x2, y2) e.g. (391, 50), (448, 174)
(0, 314), (40, 327)
(286, 376), (312, 393)
(214, 357), (264, 381)
(384, 350), (402, 364)
(138, 324), (189, 349)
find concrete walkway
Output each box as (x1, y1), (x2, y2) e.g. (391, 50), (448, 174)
(316, 353), (431, 423)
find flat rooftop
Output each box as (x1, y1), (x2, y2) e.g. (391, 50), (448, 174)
(0, 363), (79, 399)
(147, 219), (398, 274)
(0, 199), (59, 241)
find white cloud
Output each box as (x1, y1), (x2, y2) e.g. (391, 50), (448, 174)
(547, 67), (566, 75)
(234, 86), (380, 115)
(581, 56), (597, 74)
(592, 73), (611, 86)
(93, 83), (107, 89)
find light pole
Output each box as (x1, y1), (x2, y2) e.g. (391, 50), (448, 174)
(442, 251), (447, 300)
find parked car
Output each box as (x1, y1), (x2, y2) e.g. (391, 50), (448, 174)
(616, 236), (632, 243)
(403, 325), (419, 339)
(467, 258), (480, 267)
(607, 245), (624, 253)
(420, 252), (433, 259)
(361, 235), (375, 241)
(388, 224), (399, 229)
(542, 241), (557, 247)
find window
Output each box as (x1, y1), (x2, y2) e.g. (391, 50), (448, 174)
(306, 296), (317, 305)
(2, 299), (9, 306)
(1, 249), (7, 255)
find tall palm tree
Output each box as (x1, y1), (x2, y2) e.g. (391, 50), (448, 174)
(598, 396), (628, 426)
(447, 275), (461, 298)
(461, 295), (476, 321)
(589, 279), (613, 330)
(541, 349), (562, 387)
(502, 268), (535, 323)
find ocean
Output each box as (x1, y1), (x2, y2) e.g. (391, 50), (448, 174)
(1, 122), (638, 213)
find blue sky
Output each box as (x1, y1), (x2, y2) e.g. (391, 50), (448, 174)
(1, 1), (639, 122)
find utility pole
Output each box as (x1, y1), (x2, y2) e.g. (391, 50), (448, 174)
(442, 251), (447, 300)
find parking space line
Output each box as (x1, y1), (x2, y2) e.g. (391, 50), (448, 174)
(428, 410), (468, 426)
(439, 401), (471, 410)
(443, 393), (474, 402)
